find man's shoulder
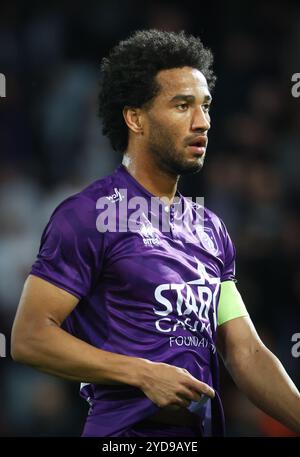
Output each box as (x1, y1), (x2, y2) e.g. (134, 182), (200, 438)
(53, 169), (120, 212)
(201, 205), (231, 242)
(48, 169), (121, 228)
(203, 206), (224, 229)
(76, 170), (120, 203)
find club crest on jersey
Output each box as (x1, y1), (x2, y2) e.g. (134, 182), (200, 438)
(196, 226), (219, 255)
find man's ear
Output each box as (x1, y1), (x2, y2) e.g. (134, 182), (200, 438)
(123, 107), (144, 134)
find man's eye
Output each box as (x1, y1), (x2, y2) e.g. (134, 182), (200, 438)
(203, 103), (211, 112)
(176, 103), (188, 111)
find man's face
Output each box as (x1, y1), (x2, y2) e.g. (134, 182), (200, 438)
(143, 66), (211, 176)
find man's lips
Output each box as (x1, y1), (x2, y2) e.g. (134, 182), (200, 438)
(186, 136), (207, 156)
(186, 136), (208, 148)
(187, 145), (206, 156)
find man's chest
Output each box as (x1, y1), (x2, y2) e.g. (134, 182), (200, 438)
(100, 227), (224, 335)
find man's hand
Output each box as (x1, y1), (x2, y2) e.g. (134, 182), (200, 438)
(138, 360), (215, 408)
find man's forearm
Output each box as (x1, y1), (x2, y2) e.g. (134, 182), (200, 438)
(225, 342), (300, 433)
(12, 323), (147, 388)
(12, 323), (216, 410)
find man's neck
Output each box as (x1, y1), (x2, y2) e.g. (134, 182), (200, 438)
(122, 152), (179, 202)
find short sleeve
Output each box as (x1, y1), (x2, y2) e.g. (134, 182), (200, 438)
(220, 220), (236, 282)
(30, 195), (104, 299)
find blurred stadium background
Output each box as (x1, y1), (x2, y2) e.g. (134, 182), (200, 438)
(0, 0), (299, 437)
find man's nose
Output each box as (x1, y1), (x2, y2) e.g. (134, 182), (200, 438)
(191, 107), (210, 132)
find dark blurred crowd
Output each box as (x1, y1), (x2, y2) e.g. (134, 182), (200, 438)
(0, 0), (299, 437)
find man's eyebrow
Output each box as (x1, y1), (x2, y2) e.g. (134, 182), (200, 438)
(170, 94), (212, 103)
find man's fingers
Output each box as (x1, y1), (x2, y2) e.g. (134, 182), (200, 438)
(186, 378), (215, 399)
(179, 367), (215, 398)
(175, 395), (191, 408)
(177, 387), (198, 402)
(199, 382), (215, 399)
(192, 393), (203, 403)
(177, 387), (203, 403)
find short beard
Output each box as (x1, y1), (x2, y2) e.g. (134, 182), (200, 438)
(147, 121), (205, 177)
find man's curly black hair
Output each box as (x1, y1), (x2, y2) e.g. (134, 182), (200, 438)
(98, 29), (216, 152)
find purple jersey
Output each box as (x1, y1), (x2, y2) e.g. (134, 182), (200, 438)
(30, 165), (235, 436)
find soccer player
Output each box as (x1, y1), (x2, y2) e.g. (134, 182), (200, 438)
(11, 30), (300, 437)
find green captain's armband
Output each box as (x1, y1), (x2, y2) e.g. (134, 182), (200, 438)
(217, 280), (249, 326)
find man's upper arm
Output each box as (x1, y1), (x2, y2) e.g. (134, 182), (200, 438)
(216, 221), (263, 364)
(216, 281), (262, 364)
(12, 274), (79, 348)
(12, 194), (104, 355)
(217, 315), (262, 365)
